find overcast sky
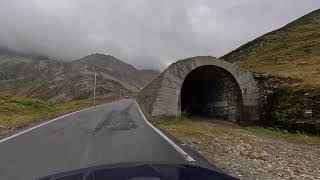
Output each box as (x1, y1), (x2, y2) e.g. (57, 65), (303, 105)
(0, 0), (319, 69)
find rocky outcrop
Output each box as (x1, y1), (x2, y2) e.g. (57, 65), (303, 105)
(254, 73), (320, 134)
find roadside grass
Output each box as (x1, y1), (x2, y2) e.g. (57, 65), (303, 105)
(152, 116), (320, 179)
(153, 116), (320, 146)
(244, 126), (320, 145)
(53, 99), (104, 115)
(0, 94), (105, 136)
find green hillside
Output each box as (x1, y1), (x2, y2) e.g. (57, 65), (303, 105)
(0, 93), (107, 136)
(222, 9), (320, 88)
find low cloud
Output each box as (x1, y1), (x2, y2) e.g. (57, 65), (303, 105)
(0, 0), (318, 69)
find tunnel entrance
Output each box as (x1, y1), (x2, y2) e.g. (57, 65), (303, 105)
(180, 65), (242, 122)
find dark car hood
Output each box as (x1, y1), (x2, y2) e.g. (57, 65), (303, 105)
(38, 162), (237, 180)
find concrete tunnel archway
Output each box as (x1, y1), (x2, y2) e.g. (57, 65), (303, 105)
(180, 65), (242, 122)
(138, 56), (260, 124)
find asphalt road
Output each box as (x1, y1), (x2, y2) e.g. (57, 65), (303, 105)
(0, 99), (213, 180)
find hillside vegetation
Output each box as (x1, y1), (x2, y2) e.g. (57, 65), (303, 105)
(221, 9), (320, 134)
(0, 93), (106, 136)
(222, 9), (320, 88)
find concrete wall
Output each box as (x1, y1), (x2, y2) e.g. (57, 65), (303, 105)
(150, 56), (260, 124)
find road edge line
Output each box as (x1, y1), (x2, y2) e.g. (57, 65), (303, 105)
(0, 106), (95, 144)
(134, 100), (195, 162)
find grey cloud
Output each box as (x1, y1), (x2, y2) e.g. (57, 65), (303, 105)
(0, 0), (319, 70)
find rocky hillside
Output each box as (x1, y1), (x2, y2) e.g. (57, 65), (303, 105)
(221, 9), (320, 134)
(0, 50), (158, 101)
(222, 9), (320, 88)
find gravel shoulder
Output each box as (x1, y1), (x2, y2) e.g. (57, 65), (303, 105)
(153, 117), (320, 180)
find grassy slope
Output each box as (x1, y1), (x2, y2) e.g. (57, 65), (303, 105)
(222, 9), (320, 88)
(0, 93), (105, 136)
(153, 116), (320, 145)
(153, 116), (320, 179)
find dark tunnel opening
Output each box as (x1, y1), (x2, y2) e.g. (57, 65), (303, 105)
(180, 65), (242, 122)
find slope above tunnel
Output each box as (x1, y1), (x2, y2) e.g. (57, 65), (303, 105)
(221, 9), (320, 88)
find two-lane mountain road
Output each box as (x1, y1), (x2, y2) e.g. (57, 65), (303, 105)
(0, 99), (214, 180)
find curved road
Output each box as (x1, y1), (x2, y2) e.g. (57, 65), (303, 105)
(0, 99), (217, 180)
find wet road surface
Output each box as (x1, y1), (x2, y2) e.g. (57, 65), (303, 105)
(0, 99), (215, 180)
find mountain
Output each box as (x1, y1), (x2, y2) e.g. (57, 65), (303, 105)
(221, 9), (320, 87)
(0, 50), (159, 101)
(73, 54), (159, 91)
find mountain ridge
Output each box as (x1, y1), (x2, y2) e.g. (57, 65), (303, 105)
(0, 50), (159, 101)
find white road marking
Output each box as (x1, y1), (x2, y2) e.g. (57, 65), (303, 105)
(0, 106), (95, 144)
(134, 101), (196, 162)
(1, 100), (196, 163)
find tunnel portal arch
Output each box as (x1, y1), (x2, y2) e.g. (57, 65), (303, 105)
(138, 56), (260, 124)
(179, 65), (243, 122)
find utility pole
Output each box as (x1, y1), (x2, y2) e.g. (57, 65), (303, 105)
(93, 67), (97, 106)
